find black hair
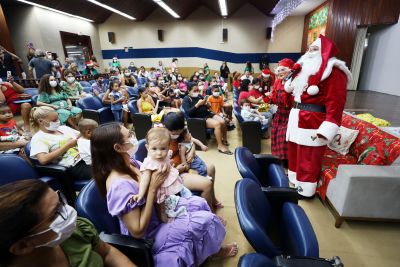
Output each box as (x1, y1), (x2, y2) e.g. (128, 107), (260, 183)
(252, 78), (261, 85)
(138, 86), (147, 96)
(162, 112), (185, 131)
(240, 79), (251, 92)
(93, 74), (103, 80)
(211, 85), (219, 90)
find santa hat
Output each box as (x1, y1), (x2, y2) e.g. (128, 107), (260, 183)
(262, 68), (272, 77)
(275, 58), (295, 73)
(86, 60), (94, 67)
(305, 35), (340, 95)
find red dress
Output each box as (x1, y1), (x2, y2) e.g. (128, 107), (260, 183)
(1, 83), (21, 114)
(268, 79), (293, 160)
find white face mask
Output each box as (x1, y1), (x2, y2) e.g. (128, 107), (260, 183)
(170, 134), (180, 139)
(45, 120), (60, 131)
(191, 93), (199, 98)
(213, 92), (220, 97)
(178, 77), (182, 81)
(49, 80), (58, 88)
(124, 72), (131, 77)
(198, 85), (204, 90)
(174, 89), (181, 94)
(66, 77), (75, 84)
(125, 137), (138, 157)
(31, 204), (77, 248)
(258, 88), (263, 92)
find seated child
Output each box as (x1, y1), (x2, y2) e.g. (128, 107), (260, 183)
(0, 103), (29, 154)
(178, 128), (211, 179)
(132, 127), (192, 223)
(207, 85), (234, 127)
(240, 99), (269, 126)
(77, 118), (99, 165)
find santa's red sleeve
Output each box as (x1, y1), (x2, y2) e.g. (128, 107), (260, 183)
(316, 67), (347, 141)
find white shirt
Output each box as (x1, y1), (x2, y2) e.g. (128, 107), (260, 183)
(77, 138), (92, 165)
(30, 126), (80, 167)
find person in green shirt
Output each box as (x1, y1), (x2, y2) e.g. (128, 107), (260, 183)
(60, 69), (88, 100)
(203, 62), (211, 82)
(37, 74), (82, 129)
(0, 179), (136, 267)
(244, 61), (254, 74)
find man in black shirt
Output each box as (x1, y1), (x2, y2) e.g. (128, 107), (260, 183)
(0, 45), (22, 79)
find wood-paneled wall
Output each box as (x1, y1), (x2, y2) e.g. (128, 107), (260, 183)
(0, 4), (15, 52)
(302, 0), (400, 67)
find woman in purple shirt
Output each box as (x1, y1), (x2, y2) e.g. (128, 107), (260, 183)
(91, 123), (238, 266)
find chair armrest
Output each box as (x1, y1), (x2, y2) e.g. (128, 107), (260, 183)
(262, 186), (298, 204)
(187, 118), (208, 145)
(274, 255), (343, 267)
(35, 163), (68, 173)
(240, 121), (262, 154)
(99, 232), (154, 267)
(98, 106), (111, 113)
(254, 154), (283, 166)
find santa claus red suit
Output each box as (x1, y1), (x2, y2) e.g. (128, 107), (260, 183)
(284, 35), (352, 197)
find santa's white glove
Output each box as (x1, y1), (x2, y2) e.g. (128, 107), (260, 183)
(270, 104), (278, 114)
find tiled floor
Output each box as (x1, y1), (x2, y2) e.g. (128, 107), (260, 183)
(202, 90), (400, 266)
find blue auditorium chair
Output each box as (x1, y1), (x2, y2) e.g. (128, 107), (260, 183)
(79, 80), (91, 87)
(88, 79), (96, 84)
(238, 253), (275, 267)
(125, 86), (139, 100)
(233, 105), (266, 154)
(77, 96), (114, 124)
(234, 179), (319, 259)
(24, 87), (38, 96)
(0, 154), (59, 189)
(24, 142), (90, 204)
(180, 106), (214, 146)
(82, 86), (93, 94)
(137, 77), (148, 86)
(76, 180), (154, 267)
(128, 100), (152, 140)
(234, 147), (288, 187)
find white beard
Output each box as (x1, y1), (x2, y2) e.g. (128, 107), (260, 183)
(291, 51), (322, 101)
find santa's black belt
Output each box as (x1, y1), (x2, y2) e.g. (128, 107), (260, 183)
(293, 102), (326, 113)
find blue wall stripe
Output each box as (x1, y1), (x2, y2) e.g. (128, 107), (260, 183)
(101, 47), (301, 64)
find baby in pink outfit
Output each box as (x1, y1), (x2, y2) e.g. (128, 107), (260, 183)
(132, 127), (191, 222)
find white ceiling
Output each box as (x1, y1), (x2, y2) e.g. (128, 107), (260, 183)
(291, 0), (326, 16)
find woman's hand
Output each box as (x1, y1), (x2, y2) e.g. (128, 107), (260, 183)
(149, 163), (170, 191)
(65, 138), (78, 148)
(174, 163), (187, 173)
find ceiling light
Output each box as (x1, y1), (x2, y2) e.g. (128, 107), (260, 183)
(218, 0), (228, 17)
(153, 0), (180, 19)
(17, 0), (94, 22)
(87, 0), (136, 20)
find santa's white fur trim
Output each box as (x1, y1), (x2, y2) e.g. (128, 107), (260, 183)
(284, 80), (294, 93)
(311, 38), (321, 48)
(286, 108), (330, 147)
(316, 121), (339, 142)
(296, 180), (317, 197)
(262, 72), (270, 77)
(307, 85), (319, 95)
(321, 57), (352, 84)
(288, 170), (297, 186)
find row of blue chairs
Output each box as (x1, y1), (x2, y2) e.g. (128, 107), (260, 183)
(234, 147), (343, 267)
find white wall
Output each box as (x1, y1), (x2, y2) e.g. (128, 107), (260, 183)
(359, 21), (400, 96)
(4, 5), (103, 72)
(98, 4), (304, 72)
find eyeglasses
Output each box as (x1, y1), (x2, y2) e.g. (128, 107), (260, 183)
(28, 191), (68, 235)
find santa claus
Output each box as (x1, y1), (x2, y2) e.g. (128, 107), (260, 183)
(284, 35), (352, 197)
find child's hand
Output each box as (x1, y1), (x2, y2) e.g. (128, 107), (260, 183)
(201, 145), (208, 152)
(130, 194), (142, 203)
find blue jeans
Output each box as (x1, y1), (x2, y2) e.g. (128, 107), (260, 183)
(112, 109), (122, 122)
(190, 155), (208, 176)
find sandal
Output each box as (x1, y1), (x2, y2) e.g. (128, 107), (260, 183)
(218, 149), (233, 155)
(222, 140), (230, 146)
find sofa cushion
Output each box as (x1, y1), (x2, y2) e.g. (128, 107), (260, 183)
(317, 149), (357, 200)
(328, 126), (359, 155)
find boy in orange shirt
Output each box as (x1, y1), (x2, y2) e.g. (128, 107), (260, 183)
(207, 85), (234, 128)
